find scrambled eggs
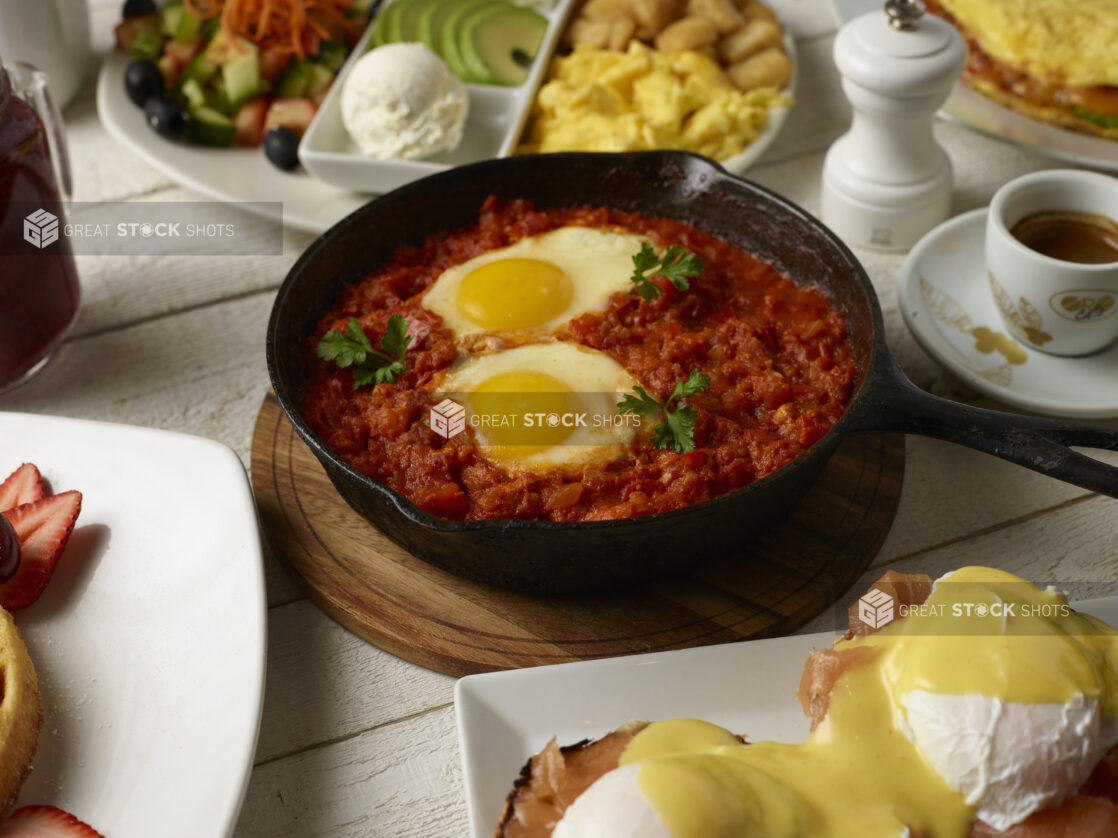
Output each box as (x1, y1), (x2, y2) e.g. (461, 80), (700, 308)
(517, 42), (790, 161)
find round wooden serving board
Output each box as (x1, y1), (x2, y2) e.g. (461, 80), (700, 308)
(251, 393), (905, 677)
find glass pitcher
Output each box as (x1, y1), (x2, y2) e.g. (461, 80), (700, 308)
(0, 60), (80, 392)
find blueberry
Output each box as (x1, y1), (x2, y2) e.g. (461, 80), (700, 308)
(264, 126), (300, 171)
(144, 95), (190, 139)
(122, 0), (157, 17)
(0, 512), (19, 585)
(124, 59), (164, 108)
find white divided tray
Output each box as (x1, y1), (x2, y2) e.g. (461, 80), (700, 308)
(300, 0), (797, 194)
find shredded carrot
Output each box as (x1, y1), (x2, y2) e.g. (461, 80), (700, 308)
(183, 0), (355, 59)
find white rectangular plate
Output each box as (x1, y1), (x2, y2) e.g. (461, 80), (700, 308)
(3, 412), (266, 838)
(456, 597), (1118, 838)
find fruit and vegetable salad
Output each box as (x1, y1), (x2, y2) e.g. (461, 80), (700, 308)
(114, 0), (371, 168)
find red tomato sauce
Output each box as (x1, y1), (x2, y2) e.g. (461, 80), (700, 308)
(301, 197), (858, 522)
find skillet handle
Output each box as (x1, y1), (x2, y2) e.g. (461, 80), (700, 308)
(845, 356), (1118, 498)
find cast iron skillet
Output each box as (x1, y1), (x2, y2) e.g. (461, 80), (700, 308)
(267, 152), (1118, 594)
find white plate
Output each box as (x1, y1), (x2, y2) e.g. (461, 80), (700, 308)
(828, 0), (1118, 172)
(2, 412), (266, 838)
(97, 5), (795, 231)
(455, 595), (1118, 838)
(898, 208), (1118, 419)
(96, 53), (368, 235)
(301, 0), (796, 193)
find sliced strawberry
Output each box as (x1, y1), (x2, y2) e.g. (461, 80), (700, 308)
(0, 805), (104, 837)
(0, 491), (82, 611)
(264, 98), (317, 138)
(234, 97), (270, 147)
(0, 463), (45, 512)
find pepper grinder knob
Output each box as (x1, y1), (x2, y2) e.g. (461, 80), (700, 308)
(821, 1), (966, 251)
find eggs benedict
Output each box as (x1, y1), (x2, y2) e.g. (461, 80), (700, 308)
(497, 567), (1118, 836)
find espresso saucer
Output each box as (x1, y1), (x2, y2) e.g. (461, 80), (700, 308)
(898, 208), (1118, 419)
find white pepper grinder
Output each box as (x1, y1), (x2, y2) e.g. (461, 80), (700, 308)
(822, 0), (967, 251)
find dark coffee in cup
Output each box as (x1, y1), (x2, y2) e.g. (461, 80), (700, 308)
(1009, 210), (1118, 265)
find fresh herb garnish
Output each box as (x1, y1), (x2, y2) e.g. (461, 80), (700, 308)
(630, 242), (704, 302)
(316, 314), (412, 389)
(1073, 107), (1118, 129)
(617, 369), (711, 453)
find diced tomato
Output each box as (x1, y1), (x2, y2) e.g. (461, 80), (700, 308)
(264, 98), (317, 138)
(163, 38), (200, 65)
(300, 30), (320, 58)
(114, 12), (160, 54)
(259, 46), (292, 81)
(234, 97), (270, 147)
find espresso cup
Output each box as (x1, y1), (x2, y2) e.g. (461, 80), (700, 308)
(985, 169), (1118, 357)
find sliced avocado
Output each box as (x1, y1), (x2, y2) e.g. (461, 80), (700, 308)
(396, 0), (441, 43)
(417, 0), (455, 56)
(440, 0), (501, 82)
(371, 0), (404, 47)
(174, 8), (203, 45)
(187, 105), (236, 147)
(276, 60), (313, 98)
(161, 3), (185, 37)
(460, 3), (547, 86)
(221, 48), (261, 108)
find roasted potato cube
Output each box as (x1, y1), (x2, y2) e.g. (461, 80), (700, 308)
(728, 45), (792, 90)
(608, 15), (638, 50)
(687, 0), (745, 33)
(742, 1), (778, 22)
(630, 0), (685, 35)
(566, 16), (613, 48)
(719, 19), (783, 63)
(582, 0), (637, 20)
(655, 15), (719, 52)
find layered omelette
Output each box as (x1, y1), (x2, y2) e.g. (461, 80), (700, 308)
(926, 0), (1118, 139)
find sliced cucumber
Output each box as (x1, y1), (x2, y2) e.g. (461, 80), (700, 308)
(304, 63), (335, 100)
(276, 60), (313, 98)
(174, 8), (203, 45)
(316, 41), (348, 72)
(187, 105), (236, 147)
(161, 3), (185, 37)
(222, 48), (261, 108)
(131, 29), (165, 62)
(181, 53), (219, 85)
(180, 78), (206, 110)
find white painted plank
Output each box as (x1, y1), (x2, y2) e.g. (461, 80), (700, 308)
(235, 705), (469, 838)
(259, 600), (455, 763)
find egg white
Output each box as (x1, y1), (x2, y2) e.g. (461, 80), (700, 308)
(436, 342), (646, 473)
(421, 226), (648, 337)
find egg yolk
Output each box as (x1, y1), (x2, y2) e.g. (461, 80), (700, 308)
(456, 259), (575, 330)
(466, 370), (580, 456)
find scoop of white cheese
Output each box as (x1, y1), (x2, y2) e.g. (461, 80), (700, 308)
(341, 43), (468, 160)
(902, 691), (1118, 830)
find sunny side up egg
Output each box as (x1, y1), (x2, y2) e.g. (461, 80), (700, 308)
(437, 342), (645, 474)
(420, 225), (648, 337)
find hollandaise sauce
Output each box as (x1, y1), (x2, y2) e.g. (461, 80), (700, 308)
(616, 567), (1118, 837)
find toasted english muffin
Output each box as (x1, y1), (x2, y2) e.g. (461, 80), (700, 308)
(0, 605), (43, 818)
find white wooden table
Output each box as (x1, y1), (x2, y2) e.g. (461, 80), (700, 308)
(3, 2), (1117, 835)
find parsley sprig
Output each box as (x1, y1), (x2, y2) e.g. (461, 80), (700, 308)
(617, 369), (711, 453)
(316, 314), (412, 389)
(630, 242), (704, 302)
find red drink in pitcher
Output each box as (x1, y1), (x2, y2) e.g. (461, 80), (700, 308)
(0, 62), (80, 390)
